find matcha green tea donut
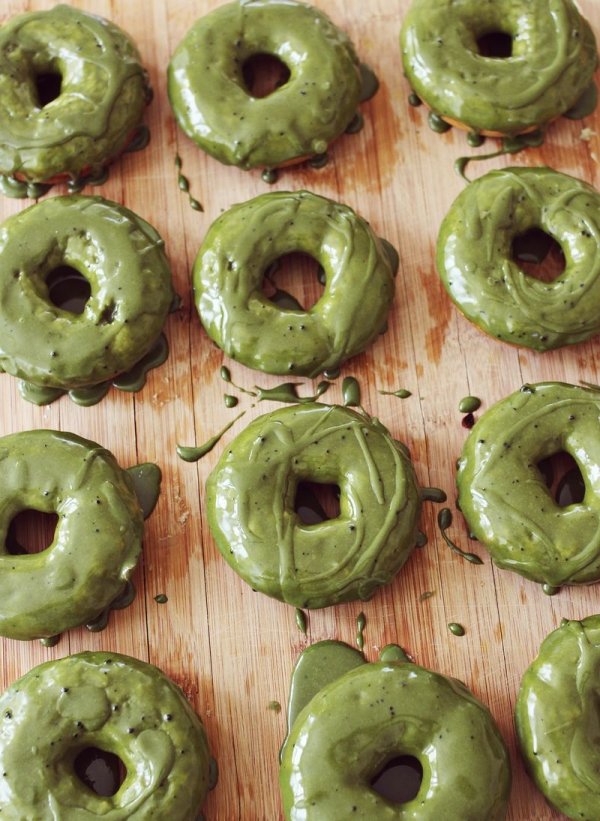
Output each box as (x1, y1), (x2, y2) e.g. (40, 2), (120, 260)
(437, 167), (600, 351)
(457, 382), (600, 588)
(0, 5), (151, 196)
(0, 194), (174, 402)
(0, 651), (213, 819)
(516, 616), (600, 820)
(206, 403), (421, 608)
(0, 429), (144, 641)
(400, 0), (597, 136)
(194, 190), (396, 376)
(280, 642), (511, 820)
(168, 0), (365, 169)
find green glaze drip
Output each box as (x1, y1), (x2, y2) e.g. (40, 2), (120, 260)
(342, 376), (361, 407)
(345, 113), (364, 135)
(564, 82), (598, 120)
(0, 176), (52, 200)
(220, 366), (231, 383)
(458, 396), (482, 414)
(415, 531), (427, 548)
(448, 622), (466, 637)
(408, 92), (421, 107)
(255, 381), (331, 404)
(295, 608), (308, 635)
(174, 155), (204, 212)
(379, 387), (412, 399)
(420, 487), (447, 503)
(18, 382), (65, 406)
(86, 581), (137, 633)
(123, 124), (151, 153)
(66, 166), (110, 194)
(40, 635), (60, 648)
(356, 611), (366, 650)
(176, 412), (246, 462)
(126, 463), (162, 520)
(428, 112), (451, 133)
(437, 508), (484, 565)
(379, 238), (400, 277)
(283, 640), (365, 757)
(358, 63), (379, 103)
(113, 334), (169, 393)
(467, 132), (485, 148)
(323, 368), (340, 380)
(542, 583), (560, 596)
(208, 757), (219, 791)
(455, 131), (545, 182)
(67, 383), (111, 407)
(379, 644), (410, 663)
(308, 153), (329, 169)
(419, 590), (434, 602)
(154, 594), (168, 604)
(267, 701), (282, 713)
(224, 394), (239, 408)
(262, 168), (279, 184)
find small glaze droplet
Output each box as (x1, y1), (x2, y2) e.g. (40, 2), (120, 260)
(126, 463), (161, 520)
(224, 394), (238, 408)
(419, 591), (434, 602)
(174, 154), (204, 211)
(415, 531), (427, 548)
(40, 634), (60, 647)
(542, 583), (560, 596)
(420, 487), (447, 503)
(345, 112), (364, 134)
(308, 153), (328, 169)
(359, 63), (379, 102)
(437, 508), (484, 565)
(467, 132), (485, 147)
(154, 594), (168, 604)
(220, 366), (231, 383)
(177, 412), (246, 462)
(323, 367), (340, 380)
(379, 387), (411, 399)
(408, 92), (421, 107)
(356, 611), (366, 650)
(448, 622), (465, 637)
(342, 376), (361, 407)
(295, 608), (307, 635)
(267, 701), (281, 713)
(458, 396), (481, 414)
(262, 168), (278, 184)
(428, 112), (451, 133)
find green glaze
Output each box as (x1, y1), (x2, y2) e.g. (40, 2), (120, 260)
(0, 652), (211, 818)
(420, 487), (447, 503)
(255, 380), (330, 403)
(356, 611), (366, 650)
(0, 430), (144, 640)
(419, 590), (434, 602)
(379, 644), (411, 663)
(295, 608), (307, 635)
(437, 167), (600, 351)
(457, 382), (600, 586)
(174, 155), (204, 213)
(0, 195), (174, 393)
(40, 634), (60, 648)
(167, 0), (364, 169)
(0, 5), (151, 187)
(280, 649), (511, 820)
(448, 622), (466, 637)
(86, 581), (137, 634)
(268, 701), (282, 713)
(125, 463), (162, 520)
(400, 0), (598, 135)
(454, 130), (545, 182)
(206, 403), (421, 608)
(458, 395), (481, 414)
(194, 190), (395, 377)
(379, 387), (412, 399)
(112, 334), (170, 394)
(564, 81), (598, 120)
(224, 394), (239, 408)
(154, 594), (168, 604)
(516, 616), (600, 819)
(176, 412), (246, 463)
(437, 508), (484, 565)
(342, 376), (361, 407)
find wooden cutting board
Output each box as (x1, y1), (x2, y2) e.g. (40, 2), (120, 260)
(2, 1), (600, 818)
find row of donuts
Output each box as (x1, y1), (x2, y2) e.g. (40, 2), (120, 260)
(1, 1), (597, 194)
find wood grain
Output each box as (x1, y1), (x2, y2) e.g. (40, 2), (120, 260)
(1, 1), (600, 818)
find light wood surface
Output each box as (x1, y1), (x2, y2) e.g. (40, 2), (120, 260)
(2, 1), (600, 818)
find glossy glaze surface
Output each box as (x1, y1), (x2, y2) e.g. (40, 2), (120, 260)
(0, 195), (174, 393)
(516, 616), (600, 820)
(0, 5), (150, 185)
(280, 641), (511, 819)
(168, 0), (363, 169)
(206, 403), (421, 608)
(400, 0), (597, 135)
(0, 651), (211, 819)
(437, 167), (600, 351)
(0, 430), (144, 640)
(457, 382), (600, 587)
(194, 190), (396, 376)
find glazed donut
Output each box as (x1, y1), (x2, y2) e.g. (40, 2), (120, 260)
(206, 403), (421, 609)
(168, 0), (365, 169)
(457, 381), (600, 588)
(400, 0), (598, 136)
(516, 616), (600, 820)
(280, 640), (511, 819)
(437, 167), (600, 351)
(0, 651), (213, 819)
(0, 429), (146, 641)
(0, 5), (151, 197)
(0, 194), (175, 405)
(194, 190), (396, 377)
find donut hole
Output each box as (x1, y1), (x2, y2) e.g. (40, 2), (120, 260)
(537, 451), (586, 507)
(6, 509), (58, 555)
(262, 253), (325, 312)
(242, 53), (291, 98)
(34, 69), (63, 108)
(512, 228), (566, 283)
(476, 31), (513, 59)
(370, 755), (423, 804)
(46, 265), (92, 314)
(295, 480), (341, 524)
(74, 747), (127, 797)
